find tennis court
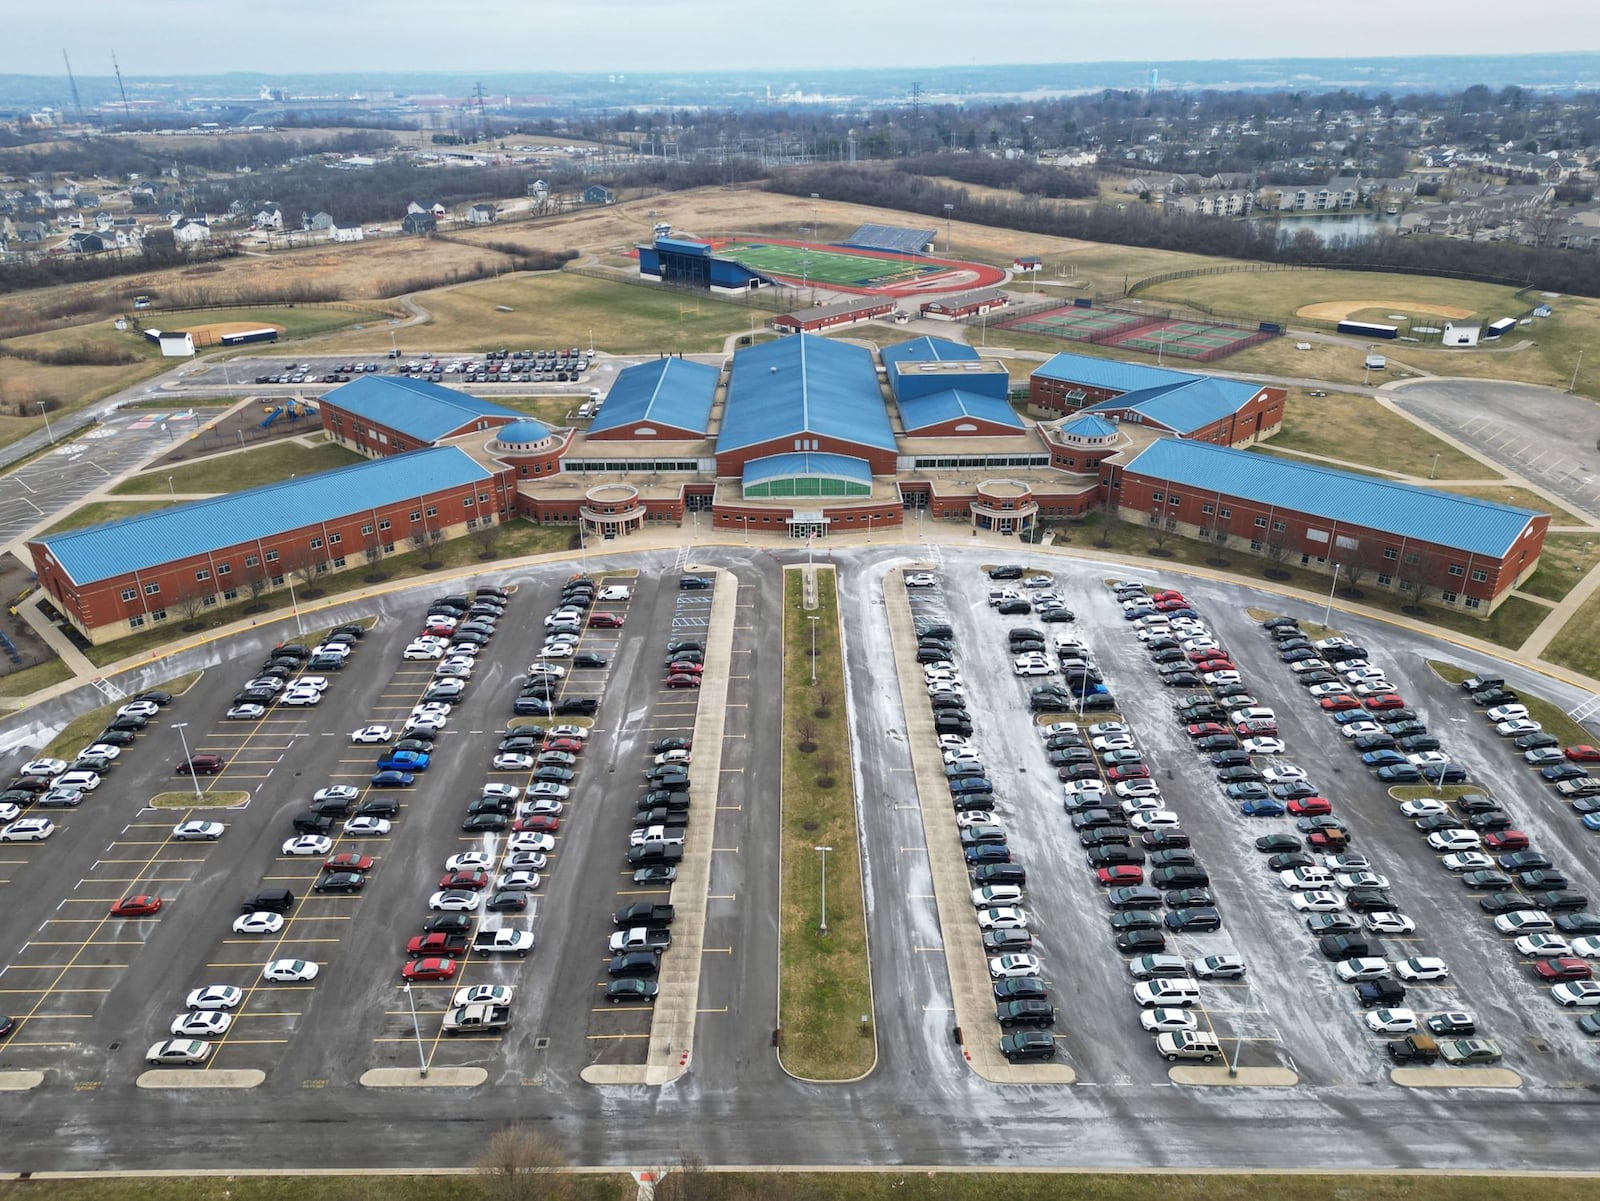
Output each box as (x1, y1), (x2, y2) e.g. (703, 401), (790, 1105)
(995, 305), (1157, 342)
(717, 241), (941, 289)
(993, 302), (1276, 362)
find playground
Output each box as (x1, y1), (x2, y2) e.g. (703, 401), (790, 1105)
(993, 301), (1276, 362)
(708, 238), (1006, 296)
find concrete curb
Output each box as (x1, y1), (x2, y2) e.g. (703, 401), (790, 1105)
(1390, 1065), (1523, 1089)
(358, 1067), (488, 1088)
(0, 1071), (45, 1091)
(1168, 1065), (1299, 1087)
(135, 1068), (265, 1089)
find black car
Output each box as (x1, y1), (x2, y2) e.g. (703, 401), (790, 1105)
(993, 977), (1049, 1002)
(1478, 892), (1534, 915)
(1164, 907), (1222, 932)
(1080, 827), (1133, 848)
(1515, 732), (1562, 751)
(987, 565), (1024, 580)
(1210, 752), (1254, 770)
(1109, 909), (1163, 932)
(1471, 688), (1519, 707)
(971, 863), (1027, 886)
(1255, 834), (1302, 853)
(1196, 734), (1242, 753)
(1115, 928), (1167, 954)
(572, 652), (608, 668)
(462, 813), (509, 832)
(1305, 912), (1361, 934)
(1500, 851), (1554, 872)
(1542, 765), (1590, 783)
(133, 690), (173, 707)
(1558, 914), (1600, 935)
(995, 1000), (1056, 1029)
(555, 698), (599, 716)
(1161, 672), (1205, 688)
(983, 929), (1034, 955)
(484, 891), (528, 913)
(1087, 846), (1143, 868)
(1530, 890), (1589, 913)
(1268, 852), (1315, 872)
(1141, 830), (1191, 850)
(1354, 980), (1406, 1009)
(422, 913), (473, 936)
(964, 845), (1011, 865)
(356, 797), (400, 818)
(313, 871), (365, 894)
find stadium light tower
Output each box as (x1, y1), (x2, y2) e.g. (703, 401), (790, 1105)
(943, 203), (954, 254)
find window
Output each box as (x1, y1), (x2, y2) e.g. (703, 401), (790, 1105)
(1249, 539), (1263, 551)
(1383, 548), (1398, 560)
(265, 550), (279, 563)
(1201, 504), (1215, 516)
(1377, 573), (1393, 586)
(329, 533), (341, 545)
(245, 555), (259, 568)
(383, 543), (395, 554)
(217, 563), (231, 576)
(1151, 491), (1164, 503)
(310, 538), (323, 550)
(1465, 596), (1481, 610)
(1168, 494), (1179, 505)
(478, 493), (489, 503)
(150, 608), (167, 622)
(425, 506), (438, 518)
(361, 523), (374, 536)
(1403, 552), (1420, 565)
(1254, 516), (1268, 528)
(195, 569), (210, 581)
(1219, 508), (1231, 519)
(464, 497), (474, 507)
(1441, 591), (1458, 604)
(379, 520), (391, 532)
(1271, 520), (1287, 532)
(332, 556), (346, 569)
(144, 582), (160, 596)
(410, 511), (421, 523)
(128, 614), (145, 629)
(1471, 568), (1488, 582)
(202, 595), (217, 607)
(1447, 564), (1464, 577)
(223, 588), (239, 601)
(270, 574), (285, 587)
(121, 587), (136, 601)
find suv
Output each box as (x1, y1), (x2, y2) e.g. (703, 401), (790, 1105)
(1155, 1031), (1222, 1062)
(998, 1030), (1056, 1061)
(987, 565), (1025, 580)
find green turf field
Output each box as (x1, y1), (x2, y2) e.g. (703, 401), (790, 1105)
(719, 242), (938, 289)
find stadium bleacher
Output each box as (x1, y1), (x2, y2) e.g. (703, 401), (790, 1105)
(841, 224), (938, 256)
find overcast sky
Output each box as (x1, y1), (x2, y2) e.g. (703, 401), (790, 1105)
(9, 0), (1597, 77)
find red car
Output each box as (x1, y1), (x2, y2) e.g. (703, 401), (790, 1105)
(1483, 830), (1531, 852)
(401, 957), (456, 982)
(1152, 591), (1186, 604)
(1363, 695), (1406, 711)
(542, 737), (585, 755)
(665, 674), (702, 689)
(1235, 720), (1278, 737)
(1107, 765), (1150, 782)
(1154, 598), (1189, 612)
(1186, 722), (1228, 739)
(1320, 696), (1362, 712)
(437, 869), (490, 891)
(665, 661), (705, 675)
(1095, 865), (1144, 886)
(109, 894), (162, 917)
(1287, 797), (1333, 817)
(513, 814), (560, 834)
(588, 612), (625, 629)
(1535, 957), (1594, 982)
(1567, 746), (1600, 763)
(324, 853), (375, 872)
(1306, 830), (1348, 851)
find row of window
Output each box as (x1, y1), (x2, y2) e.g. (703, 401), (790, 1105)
(909, 455), (1051, 470)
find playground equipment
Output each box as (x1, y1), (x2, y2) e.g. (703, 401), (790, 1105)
(257, 398), (320, 429)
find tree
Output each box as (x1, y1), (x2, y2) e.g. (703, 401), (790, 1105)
(290, 548), (325, 599)
(795, 717), (818, 753)
(471, 518), (502, 561)
(1146, 510), (1173, 552)
(363, 529), (387, 582)
(1400, 554), (1435, 613)
(651, 1155), (728, 1201)
(473, 1125), (571, 1201)
(425, 526), (447, 567)
(244, 566), (272, 611)
(1262, 540), (1292, 578)
(174, 582), (209, 631)
(1096, 503), (1123, 548)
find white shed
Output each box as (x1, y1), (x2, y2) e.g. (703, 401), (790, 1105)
(1442, 321), (1480, 348)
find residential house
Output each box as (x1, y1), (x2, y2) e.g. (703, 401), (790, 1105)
(171, 216), (211, 243)
(93, 211), (115, 233)
(254, 207), (283, 230)
(466, 203), (497, 225)
(330, 223), (364, 243)
(65, 231), (108, 254)
(302, 210), (334, 233)
(407, 201), (447, 219)
(581, 185), (615, 205)
(400, 212), (436, 235)
(13, 220), (48, 242)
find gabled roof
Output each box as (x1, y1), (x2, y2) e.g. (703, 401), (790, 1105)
(1033, 351), (1197, 394)
(34, 447), (495, 587)
(718, 334), (894, 455)
(1121, 440), (1541, 558)
(590, 357), (718, 437)
(879, 336), (980, 371)
(743, 452), (873, 487)
(1081, 374), (1263, 435)
(323, 375), (523, 443)
(898, 388), (1024, 433)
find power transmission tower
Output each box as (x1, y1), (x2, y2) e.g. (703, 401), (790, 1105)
(909, 81), (923, 154)
(62, 50), (85, 121)
(112, 52), (131, 121)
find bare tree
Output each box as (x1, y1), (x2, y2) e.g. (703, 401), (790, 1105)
(471, 518), (503, 561)
(652, 1153), (726, 1201)
(1146, 511), (1173, 551)
(174, 582), (209, 630)
(290, 548), (324, 598)
(1400, 554), (1435, 612)
(812, 688), (836, 719)
(244, 566), (272, 611)
(1095, 503), (1123, 548)
(425, 526), (447, 567)
(409, 528), (430, 558)
(473, 1125), (572, 1201)
(795, 717), (818, 752)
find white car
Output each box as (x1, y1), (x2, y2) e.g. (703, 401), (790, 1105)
(314, 786), (359, 804)
(987, 952), (1041, 978)
(283, 835), (334, 856)
(279, 689), (321, 707)
(232, 911), (284, 935)
(1202, 671), (1242, 687)
(1335, 957), (1391, 982)
(1086, 722), (1130, 737)
(1485, 704), (1530, 723)
(404, 716), (446, 735)
(1179, 638), (1219, 653)
(496, 869), (542, 891)
(226, 704), (266, 720)
(943, 747), (982, 766)
(446, 851), (494, 872)
(350, 725), (394, 744)
(1335, 871), (1390, 891)
(403, 642), (446, 660)
(172, 820), (224, 841)
(78, 743), (122, 762)
(146, 1039), (211, 1066)
(1290, 891), (1344, 913)
(344, 817), (392, 836)
(171, 1010), (232, 1037)
(1062, 780), (1106, 800)
(453, 984), (515, 1006)
(972, 885), (1024, 908)
(938, 735), (972, 753)
(548, 725), (589, 741)
(0, 803), (17, 823)
(1113, 779), (1161, 799)
(508, 832), (556, 854)
(118, 701), (161, 719)
(1013, 659), (1053, 677)
(1279, 867), (1336, 891)
(537, 644), (574, 659)
(1339, 722), (1384, 739)
(1307, 683), (1351, 698)
(1426, 829), (1482, 852)
(1496, 719), (1542, 737)
(428, 890), (482, 912)
(481, 783), (522, 802)
(1120, 796), (1165, 815)
(1241, 737), (1286, 756)
(0, 818), (54, 842)
(1552, 982), (1600, 1007)
(597, 585), (633, 600)
(503, 851), (547, 871)
(528, 782), (570, 801)
(184, 985), (243, 1010)
(1128, 810), (1180, 831)
(494, 753), (536, 771)
(51, 770), (100, 792)
(310, 643), (351, 659)
(1139, 1007), (1198, 1033)
(527, 665), (567, 680)
(1399, 799), (1447, 818)
(1262, 764), (1308, 784)
(522, 798), (565, 817)
(295, 677), (330, 693)
(1493, 910), (1555, 935)
(1091, 735), (1136, 753)
(1406, 752), (1451, 769)
(955, 810), (995, 828)
(1289, 659), (1332, 674)
(1516, 934), (1573, 958)
(1394, 957), (1449, 982)
(904, 573), (937, 588)
(976, 907), (1029, 931)
(1365, 912), (1417, 935)
(1440, 851), (1494, 873)
(1135, 626), (1173, 643)
(654, 750), (692, 767)
(412, 701), (452, 719)
(19, 758), (67, 778)
(262, 958), (319, 982)
(1364, 1007), (1418, 1034)
(1571, 937), (1600, 959)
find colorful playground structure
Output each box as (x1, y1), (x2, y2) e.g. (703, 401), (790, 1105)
(259, 397), (319, 428)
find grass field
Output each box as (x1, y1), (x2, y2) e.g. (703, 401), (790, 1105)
(41, 498), (174, 535)
(111, 440), (366, 496)
(1143, 268), (1523, 330)
(1440, 484), (1582, 525)
(1518, 533), (1600, 602)
(1429, 660), (1593, 744)
(0, 656), (72, 696)
(1540, 584), (1600, 681)
(778, 568), (873, 1081)
(0, 320), (171, 447)
(154, 305), (380, 341)
(1265, 392), (1492, 479)
(320, 272), (752, 356)
(720, 241), (936, 289)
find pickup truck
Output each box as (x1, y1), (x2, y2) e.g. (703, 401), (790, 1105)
(1386, 1034), (1440, 1063)
(442, 1002), (511, 1034)
(471, 928), (534, 957)
(407, 932), (469, 958)
(627, 843), (685, 866)
(630, 824), (686, 848)
(614, 902), (675, 927)
(609, 926), (672, 954)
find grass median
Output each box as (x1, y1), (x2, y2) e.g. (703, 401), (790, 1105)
(110, 439), (365, 496)
(777, 566), (874, 1080)
(1428, 660), (1592, 746)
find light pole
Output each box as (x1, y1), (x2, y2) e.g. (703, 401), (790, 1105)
(172, 722), (203, 804)
(943, 203), (954, 254)
(403, 983), (428, 1077)
(865, 513), (873, 543)
(38, 402), (54, 444)
(813, 845), (832, 935)
(1429, 453), (1440, 480)
(810, 192), (819, 240)
(1322, 562), (1341, 628)
(284, 570), (304, 637)
(742, 515), (749, 544)
(807, 615), (819, 685)
(167, 475), (176, 501)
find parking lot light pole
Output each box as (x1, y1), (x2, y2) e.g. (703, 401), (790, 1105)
(808, 616), (819, 685)
(1322, 563), (1341, 628)
(284, 572), (305, 638)
(172, 723), (203, 804)
(814, 845), (832, 935)
(403, 983), (428, 1077)
(38, 402), (54, 444)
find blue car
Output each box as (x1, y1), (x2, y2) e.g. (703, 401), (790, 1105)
(1333, 710), (1376, 726)
(370, 769), (415, 788)
(1239, 798), (1287, 817)
(1122, 607), (1157, 620)
(378, 749), (430, 772)
(1361, 750), (1407, 767)
(1581, 812), (1600, 832)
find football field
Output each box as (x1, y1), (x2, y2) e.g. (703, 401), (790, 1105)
(717, 241), (942, 289)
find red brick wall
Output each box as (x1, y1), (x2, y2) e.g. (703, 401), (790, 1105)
(715, 436), (895, 478)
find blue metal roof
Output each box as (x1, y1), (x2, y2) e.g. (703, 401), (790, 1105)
(879, 336), (979, 370)
(497, 419), (551, 444)
(1059, 414), (1119, 438)
(742, 452), (873, 487)
(36, 447), (496, 586)
(1082, 375), (1263, 435)
(1121, 440), (1541, 557)
(718, 334), (894, 455)
(589, 357), (718, 437)
(1034, 351), (1198, 394)
(899, 388), (1024, 433)
(323, 375), (524, 443)
(655, 237), (712, 256)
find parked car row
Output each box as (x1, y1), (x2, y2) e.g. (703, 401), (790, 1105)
(226, 626), (367, 724)
(396, 347), (594, 385)
(511, 575), (625, 715)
